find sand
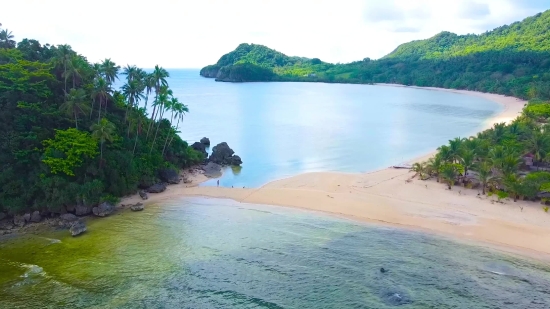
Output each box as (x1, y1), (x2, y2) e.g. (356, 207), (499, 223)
(122, 87), (550, 260)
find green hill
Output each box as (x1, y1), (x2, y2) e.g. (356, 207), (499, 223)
(201, 10), (550, 99)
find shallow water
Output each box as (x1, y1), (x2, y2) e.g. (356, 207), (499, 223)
(119, 70), (502, 187)
(1, 198), (549, 308)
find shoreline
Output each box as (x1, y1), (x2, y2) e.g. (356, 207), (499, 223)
(119, 86), (550, 261)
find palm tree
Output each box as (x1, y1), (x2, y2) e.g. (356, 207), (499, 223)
(489, 146), (506, 170)
(492, 122), (506, 143)
(448, 137), (464, 163)
(91, 118), (116, 167)
(437, 145), (452, 163)
(55, 45), (73, 95)
(142, 73), (155, 117)
(60, 88), (90, 129)
(476, 161), (493, 195)
(63, 56), (87, 89)
(460, 149), (475, 178)
(131, 107), (146, 156)
(0, 28), (16, 48)
(501, 155), (522, 176)
(91, 77), (113, 124)
(528, 131), (550, 165)
(440, 164), (463, 190)
(101, 58), (120, 85)
(503, 173), (522, 202)
(150, 89), (172, 154)
(122, 65), (138, 83)
(122, 80), (145, 123)
(426, 155), (442, 182)
(147, 66), (169, 138)
(412, 162), (427, 179)
(166, 100), (189, 151)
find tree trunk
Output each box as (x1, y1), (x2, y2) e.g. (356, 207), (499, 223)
(75, 112), (78, 129)
(162, 113), (176, 156)
(146, 93), (158, 140)
(90, 98), (95, 119)
(99, 142), (103, 168)
(167, 117), (181, 150)
(64, 62), (67, 97)
(132, 124), (140, 156)
(482, 185), (486, 195)
(150, 106), (164, 154)
(97, 97), (102, 124)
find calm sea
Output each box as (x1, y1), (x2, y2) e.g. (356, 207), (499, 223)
(3, 70), (548, 309)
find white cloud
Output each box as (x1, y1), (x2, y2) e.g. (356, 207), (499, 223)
(1, 0), (547, 68)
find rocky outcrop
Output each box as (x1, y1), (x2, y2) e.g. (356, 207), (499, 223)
(69, 220), (87, 236)
(130, 203), (144, 211)
(60, 213), (78, 222)
(0, 220), (13, 230)
(65, 205), (75, 213)
(30, 211), (42, 223)
(158, 168), (180, 184)
(209, 142), (242, 166)
(202, 162), (222, 178)
(199, 64), (221, 78)
(139, 190), (148, 200)
(92, 202), (115, 217)
(13, 215), (26, 227)
(23, 213), (31, 223)
(0, 212), (6, 221)
(75, 204), (92, 216)
(200, 137), (210, 146)
(191, 142), (208, 158)
(147, 183), (167, 193)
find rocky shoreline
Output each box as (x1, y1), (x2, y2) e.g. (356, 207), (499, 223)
(0, 138), (242, 238)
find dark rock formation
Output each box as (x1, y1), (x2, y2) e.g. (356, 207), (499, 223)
(69, 220), (87, 236)
(13, 215), (26, 227)
(199, 64), (221, 78)
(200, 137), (211, 146)
(191, 142), (208, 158)
(209, 142), (242, 166)
(202, 162), (222, 178)
(30, 211), (42, 223)
(75, 204), (92, 216)
(92, 202), (115, 217)
(130, 203), (144, 211)
(0, 212), (6, 221)
(65, 205), (75, 213)
(23, 213), (31, 223)
(60, 213), (78, 222)
(0, 220), (14, 230)
(139, 190), (149, 200)
(147, 183), (167, 193)
(158, 168), (180, 184)
(380, 268), (387, 273)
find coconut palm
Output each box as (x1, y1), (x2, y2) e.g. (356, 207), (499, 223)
(91, 77), (113, 124)
(59, 88), (90, 129)
(503, 173), (522, 202)
(147, 66), (170, 137)
(439, 164), (463, 190)
(162, 98), (189, 155)
(101, 58), (120, 85)
(528, 131), (550, 164)
(501, 154), (522, 176)
(460, 149), (475, 177)
(412, 162), (427, 179)
(122, 65), (139, 83)
(150, 89), (172, 154)
(0, 28), (16, 48)
(475, 160), (493, 195)
(492, 122), (507, 143)
(489, 146), (506, 170)
(63, 56), (88, 89)
(448, 137), (464, 163)
(122, 79), (145, 122)
(426, 155), (442, 182)
(91, 118), (116, 167)
(55, 45), (73, 95)
(437, 145), (452, 163)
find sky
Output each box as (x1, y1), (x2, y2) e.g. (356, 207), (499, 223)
(1, 0), (548, 68)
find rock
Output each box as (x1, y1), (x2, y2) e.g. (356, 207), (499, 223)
(92, 202), (115, 217)
(23, 213), (31, 223)
(75, 204), (92, 216)
(200, 137), (211, 146)
(202, 162), (222, 178)
(139, 190), (149, 200)
(380, 268), (387, 273)
(191, 142), (208, 158)
(0, 220), (14, 230)
(209, 142), (235, 165)
(130, 203), (144, 211)
(0, 212), (6, 221)
(229, 155), (243, 166)
(69, 220), (87, 236)
(183, 178), (192, 184)
(30, 211), (42, 223)
(13, 215), (26, 227)
(60, 213), (78, 222)
(65, 205), (75, 213)
(158, 168), (180, 184)
(147, 183), (167, 193)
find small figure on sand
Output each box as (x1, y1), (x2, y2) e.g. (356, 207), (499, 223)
(217, 180), (219, 187)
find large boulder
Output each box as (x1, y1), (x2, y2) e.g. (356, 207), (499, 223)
(13, 215), (26, 227)
(202, 162), (222, 178)
(0, 212), (6, 221)
(191, 142), (208, 158)
(200, 137), (211, 146)
(209, 142), (235, 165)
(158, 168), (180, 184)
(65, 204), (75, 213)
(0, 220), (13, 230)
(130, 203), (144, 211)
(147, 183), (167, 193)
(60, 213), (78, 222)
(23, 213), (31, 223)
(92, 202), (115, 217)
(75, 204), (92, 216)
(139, 190), (149, 200)
(69, 220), (87, 236)
(30, 211), (42, 223)
(229, 155), (243, 166)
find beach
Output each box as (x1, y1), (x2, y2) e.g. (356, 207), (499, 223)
(122, 88), (550, 259)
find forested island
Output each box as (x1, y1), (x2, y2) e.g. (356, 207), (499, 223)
(0, 25), (205, 225)
(201, 10), (550, 100)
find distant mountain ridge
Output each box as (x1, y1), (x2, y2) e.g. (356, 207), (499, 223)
(200, 10), (550, 100)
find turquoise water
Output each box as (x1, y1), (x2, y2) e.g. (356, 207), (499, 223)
(158, 70), (501, 187)
(1, 199), (549, 308)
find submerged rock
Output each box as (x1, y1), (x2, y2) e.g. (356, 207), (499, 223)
(200, 137), (210, 146)
(202, 162), (222, 178)
(92, 202), (115, 217)
(139, 190), (149, 200)
(69, 220), (87, 236)
(158, 168), (180, 184)
(30, 211), (42, 223)
(147, 183), (167, 193)
(130, 203), (144, 211)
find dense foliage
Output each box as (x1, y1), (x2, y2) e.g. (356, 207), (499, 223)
(0, 26), (203, 214)
(413, 100), (550, 204)
(200, 10), (550, 100)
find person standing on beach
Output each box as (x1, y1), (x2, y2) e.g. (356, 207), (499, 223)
(217, 180), (219, 187)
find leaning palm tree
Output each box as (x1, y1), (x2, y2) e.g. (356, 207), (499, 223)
(147, 66), (170, 137)
(150, 90), (172, 154)
(161, 98), (189, 155)
(91, 118), (116, 167)
(411, 162), (427, 179)
(60, 88), (90, 129)
(166, 100), (189, 151)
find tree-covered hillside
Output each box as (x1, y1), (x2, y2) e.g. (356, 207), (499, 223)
(201, 10), (550, 100)
(0, 25), (203, 215)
